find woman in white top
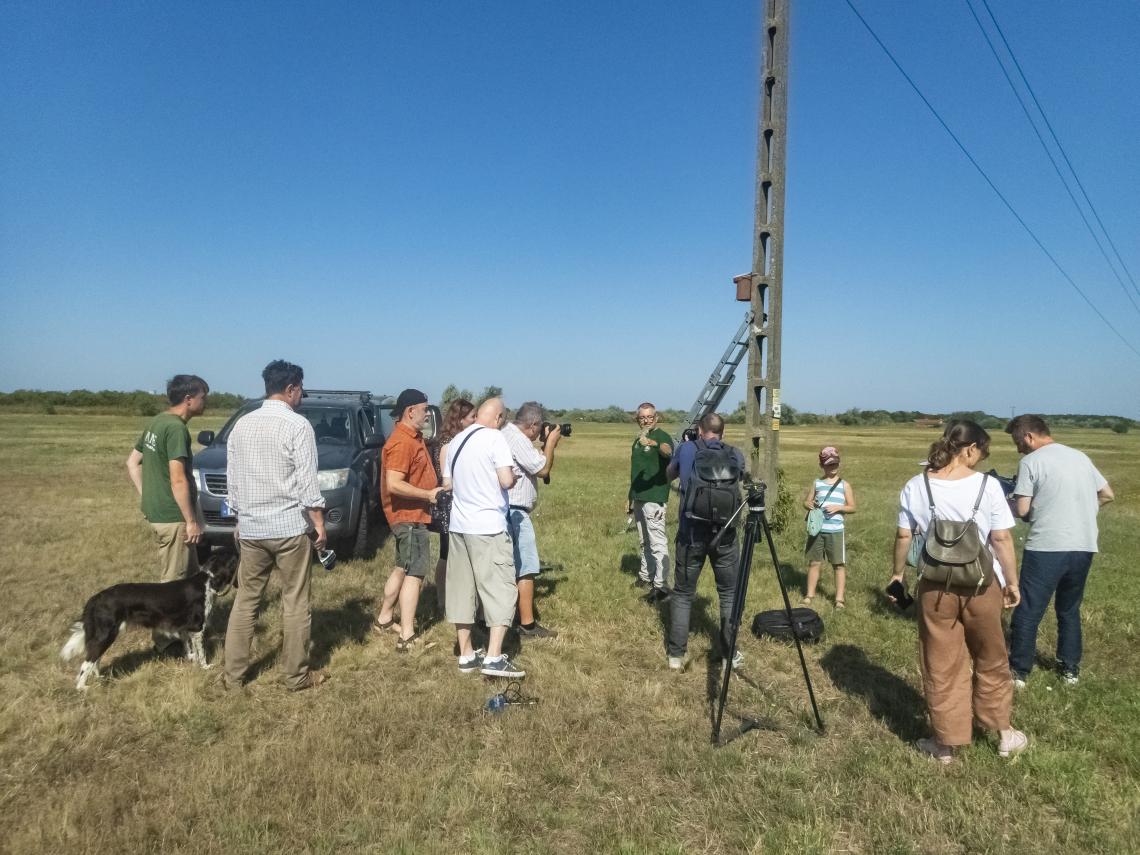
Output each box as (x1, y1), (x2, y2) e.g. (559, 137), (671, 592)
(890, 420), (1028, 763)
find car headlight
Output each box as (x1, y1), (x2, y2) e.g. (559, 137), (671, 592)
(192, 468), (201, 487)
(317, 468), (350, 490)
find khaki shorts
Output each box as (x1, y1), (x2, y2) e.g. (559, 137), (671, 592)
(445, 531), (517, 627)
(393, 523), (432, 578)
(805, 530), (846, 565)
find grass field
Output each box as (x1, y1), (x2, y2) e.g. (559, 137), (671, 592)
(1, 414), (1137, 854)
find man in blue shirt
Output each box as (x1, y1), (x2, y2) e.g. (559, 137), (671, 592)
(665, 412), (746, 671)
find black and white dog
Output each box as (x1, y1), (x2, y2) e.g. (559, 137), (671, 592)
(60, 551), (239, 690)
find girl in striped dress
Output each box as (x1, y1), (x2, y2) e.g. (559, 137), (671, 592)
(802, 446), (857, 608)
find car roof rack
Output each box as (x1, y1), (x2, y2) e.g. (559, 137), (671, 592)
(304, 389), (373, 404)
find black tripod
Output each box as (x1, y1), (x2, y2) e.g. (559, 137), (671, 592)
(713, 481), (825, 742)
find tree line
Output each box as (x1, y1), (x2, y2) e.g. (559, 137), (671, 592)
(2, 387), (1134, 433)
(0, 389), (247, 416)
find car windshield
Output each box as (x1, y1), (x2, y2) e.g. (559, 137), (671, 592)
(215, 403), (355, 445)
(302, 407), (353, 444)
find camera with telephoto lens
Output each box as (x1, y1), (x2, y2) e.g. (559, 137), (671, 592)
(986, 468), (1018, 498)
(539, 422), (571, 442)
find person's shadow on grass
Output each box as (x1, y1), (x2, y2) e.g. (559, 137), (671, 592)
(821, 644), (927, 743)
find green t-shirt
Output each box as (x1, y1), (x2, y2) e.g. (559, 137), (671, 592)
(135, 413), (195, 524)
(629, 427), (673, 504)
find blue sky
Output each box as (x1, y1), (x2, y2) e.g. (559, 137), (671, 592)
(2, 1), (1138, 417)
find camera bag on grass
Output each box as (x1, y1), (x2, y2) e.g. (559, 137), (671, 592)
(916, 469), (994, 592)
(682, 439), (743, 527)
(752, 607), (824, 643)
(805, 478), (843, 537)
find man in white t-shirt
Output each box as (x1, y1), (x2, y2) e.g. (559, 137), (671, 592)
(1006, 415), (1114, 686)
(441, 397), (525, 679)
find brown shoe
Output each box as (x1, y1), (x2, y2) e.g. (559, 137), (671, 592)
(290, 669), (330, 692)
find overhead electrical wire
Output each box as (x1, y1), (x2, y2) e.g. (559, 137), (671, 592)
(842, 0), (1140, 361)
(979, 0), (1140, 303)
(965, 0), (1140, 318)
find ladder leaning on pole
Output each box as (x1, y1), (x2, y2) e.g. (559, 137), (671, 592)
(676, 309), (756, 444)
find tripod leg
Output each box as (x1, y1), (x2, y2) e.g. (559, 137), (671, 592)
(713, 512), (759, 743)
(761, 512), (825, 732)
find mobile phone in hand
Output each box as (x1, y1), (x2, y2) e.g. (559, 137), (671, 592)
(886, 579), (914, 608)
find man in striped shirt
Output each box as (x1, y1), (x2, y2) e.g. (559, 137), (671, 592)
(223, 359), (329, 692)
(501, 401), (561, 639)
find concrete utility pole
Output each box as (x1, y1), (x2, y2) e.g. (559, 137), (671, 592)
(740, 0), (790, 488)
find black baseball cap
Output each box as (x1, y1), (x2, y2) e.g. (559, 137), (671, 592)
(394, 388), (428, 417)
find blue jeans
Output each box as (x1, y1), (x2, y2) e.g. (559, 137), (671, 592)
(1008, 550), (1094, 678)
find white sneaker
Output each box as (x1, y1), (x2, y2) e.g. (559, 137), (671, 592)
(1061, 673), (1079, 686)
(1013, 677), (1027, 691)
(998, 728), (1029, 758)
(731, 650), (745, 670)
(667, 656), (685, 671)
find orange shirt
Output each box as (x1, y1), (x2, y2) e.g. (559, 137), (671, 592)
(380, 421), (438, 525)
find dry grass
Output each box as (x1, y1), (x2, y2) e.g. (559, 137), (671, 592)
(1, 414), (1137, 853)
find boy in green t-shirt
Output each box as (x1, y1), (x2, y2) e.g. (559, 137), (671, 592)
(628, 402), (673, 599)
(126, 374), (209, 583)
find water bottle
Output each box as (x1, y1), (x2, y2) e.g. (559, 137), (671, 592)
(485, 693), (508, 714)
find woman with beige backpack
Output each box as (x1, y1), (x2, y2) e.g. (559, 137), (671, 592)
(889, 420), (1029, 764)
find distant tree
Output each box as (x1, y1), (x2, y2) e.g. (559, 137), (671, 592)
(440, 385), (475, 408)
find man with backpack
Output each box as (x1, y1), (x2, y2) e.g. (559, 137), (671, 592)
(664, 412), (747, 671)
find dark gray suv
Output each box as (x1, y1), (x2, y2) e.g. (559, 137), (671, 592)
(192, 390), (438, 559)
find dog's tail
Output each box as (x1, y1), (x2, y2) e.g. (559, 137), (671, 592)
(60, 622), (86, 661)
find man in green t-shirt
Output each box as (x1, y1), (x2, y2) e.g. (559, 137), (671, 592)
(628, 402), (673, 601)
(127, 374), (209, 583)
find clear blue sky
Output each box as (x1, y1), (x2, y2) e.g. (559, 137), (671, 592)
(2, 1), (1138, 417)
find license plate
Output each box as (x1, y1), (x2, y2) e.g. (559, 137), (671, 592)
(220, 500), (235, 518)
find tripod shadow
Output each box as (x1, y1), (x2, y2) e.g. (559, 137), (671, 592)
(705, 654), (780, 746)
(821, 644), (927, 743)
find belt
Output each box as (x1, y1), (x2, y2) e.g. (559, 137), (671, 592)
(509, 505), (533, 513)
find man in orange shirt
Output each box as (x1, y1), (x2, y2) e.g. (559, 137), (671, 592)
(374, 389), (444, 650)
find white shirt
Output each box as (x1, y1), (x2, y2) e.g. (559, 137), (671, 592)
(442, 424), (514, 535)
(501, 422), (547, 511)
(898, 471), (1015, 586)
(227, 400), (326, 540)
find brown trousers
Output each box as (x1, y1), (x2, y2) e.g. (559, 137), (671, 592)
(224, 535), (313, 690)
(917, 579), (1012, 746)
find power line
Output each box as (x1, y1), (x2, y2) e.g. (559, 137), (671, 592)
(964, 0), (1140, 319)
(842, 0), (1140, 361)
(980, 0), (1140, 302)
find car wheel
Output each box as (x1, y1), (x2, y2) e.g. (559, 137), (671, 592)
(345, 503), (371, 560)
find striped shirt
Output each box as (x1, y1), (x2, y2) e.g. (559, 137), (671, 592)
(227, 400), (326, 540)
(501, 422), (547, 511)
(813, 479), (846, 533)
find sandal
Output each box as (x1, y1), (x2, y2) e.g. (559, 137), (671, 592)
(396, 632), (437, 653)
(372, 617), (397, 636)
(835, 599), (846, 609)
(800, 596), (814, 606)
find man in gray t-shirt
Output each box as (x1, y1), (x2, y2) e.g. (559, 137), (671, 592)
(1005, 415), (1114, 686)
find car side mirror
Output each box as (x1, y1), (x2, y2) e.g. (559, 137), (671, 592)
(423, 405), (442, 442)
(197, 430), (215, 446)
(363, 434), (383, 449)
